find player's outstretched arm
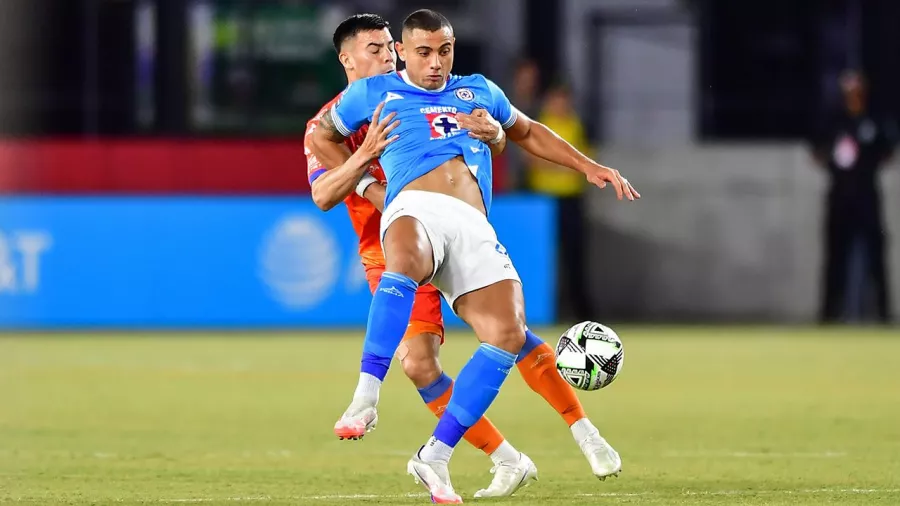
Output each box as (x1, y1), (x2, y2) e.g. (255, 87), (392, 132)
(505, 108), (639, 201)
(308, 102), (398, 211)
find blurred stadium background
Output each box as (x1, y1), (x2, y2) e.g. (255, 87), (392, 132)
(2, 0), (899, 504)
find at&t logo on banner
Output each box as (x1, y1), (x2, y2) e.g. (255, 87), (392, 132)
(0, 230), (52, 294)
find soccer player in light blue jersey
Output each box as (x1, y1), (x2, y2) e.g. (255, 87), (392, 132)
(311, 9), (639, 503)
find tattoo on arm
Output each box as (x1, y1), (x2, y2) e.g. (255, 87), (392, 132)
(318, 110), (346, 142)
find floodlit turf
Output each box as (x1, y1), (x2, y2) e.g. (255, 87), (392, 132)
(2, 326), (899, 505)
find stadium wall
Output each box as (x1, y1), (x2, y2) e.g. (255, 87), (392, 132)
(0, 196), (556, 329)
(585, 144), (900, 322)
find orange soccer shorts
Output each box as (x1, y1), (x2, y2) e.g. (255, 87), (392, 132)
(365, 267), (445, 343)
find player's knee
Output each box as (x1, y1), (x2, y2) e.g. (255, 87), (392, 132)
(400, 353), (442, 389)
(396, 333), (443, 389)
(479, 317), (526, 355)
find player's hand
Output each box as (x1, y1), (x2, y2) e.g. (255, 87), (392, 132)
(360, 101), (400, 162)
(585, 164), (640, 201)
(457, 109), (502, 143)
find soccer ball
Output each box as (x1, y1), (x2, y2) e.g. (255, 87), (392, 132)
(555, 321), (624, 391)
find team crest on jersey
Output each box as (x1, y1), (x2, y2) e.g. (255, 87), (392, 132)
(455, 88), (475, 101)
(426, 113), (461, 139)
(422, 106), (462, 140)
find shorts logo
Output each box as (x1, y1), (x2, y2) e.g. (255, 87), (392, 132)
(426, 113), (461, 139)
(495, 243), (508, 256)
(455, 88), (475, 101)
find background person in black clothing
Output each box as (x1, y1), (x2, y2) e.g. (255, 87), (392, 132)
(812, 70), (898, 324)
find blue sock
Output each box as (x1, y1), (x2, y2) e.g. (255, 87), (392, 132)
(515, 328), (545, 364)
(432, 343), (517, 448)
(360, 272), (418, 381)
(418, 373), (453, 403)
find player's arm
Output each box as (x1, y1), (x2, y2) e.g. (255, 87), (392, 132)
(308, 102), (397, 211)
(307, 140), (370, 212)
(456, 109), (507, 156)
(308, 102), (398, 211)
(309, 78), (377, 171)
(361, 182), (386, 213)
(480, 76), (636, 200)
(506, 108), (637, 201)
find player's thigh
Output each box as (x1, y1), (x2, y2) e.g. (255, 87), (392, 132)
(382, 216), (435, 284)
(442, 218), (526, 354)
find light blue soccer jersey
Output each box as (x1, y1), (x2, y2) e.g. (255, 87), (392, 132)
(330, 70), (517, 214)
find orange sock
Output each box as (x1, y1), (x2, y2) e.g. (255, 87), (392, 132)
(517, 340), (586, 426)
(422, 375), (505, 455)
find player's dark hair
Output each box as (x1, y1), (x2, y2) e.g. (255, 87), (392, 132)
(332, 14), (391, 53)
(402, 9), (453, 34)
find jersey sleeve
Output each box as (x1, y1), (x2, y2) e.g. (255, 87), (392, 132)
(304, 120), (327, 184)
(330, 78), (372, 137)
(483, 77), (518, 129)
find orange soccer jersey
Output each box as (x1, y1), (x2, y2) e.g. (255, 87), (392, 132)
(305, 95), (443, 340)
(306, 96), (386, 269)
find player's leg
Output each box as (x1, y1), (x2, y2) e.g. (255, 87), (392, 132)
(515, 328), (622, 479)
(399, 295), (508, 455)
(409, 279), (534, 504)
(400, 292), (535, 498)
(334, 217), (435, 439)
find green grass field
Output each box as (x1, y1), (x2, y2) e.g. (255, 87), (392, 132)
(2, 326), (900, 505)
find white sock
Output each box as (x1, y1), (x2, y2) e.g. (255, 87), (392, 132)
(570, 417), (598, 442)
(489, 440), (520, 466)
(419, 436), (454, 463)
(352, 372), (382, 406)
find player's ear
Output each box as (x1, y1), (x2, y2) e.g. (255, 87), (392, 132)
(395, 41), (406, 62)
(338, 51), (353, 71)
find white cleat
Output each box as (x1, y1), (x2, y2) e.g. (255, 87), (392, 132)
(333, 402), (378, 441)
(579, 432), (622, 480)
(407, 450), (463, 504)
(473, 452), (538, 499)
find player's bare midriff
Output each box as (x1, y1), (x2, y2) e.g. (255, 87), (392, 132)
(401, 156), (486, 215)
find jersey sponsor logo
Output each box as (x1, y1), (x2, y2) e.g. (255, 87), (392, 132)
(384, 92), (404, 103)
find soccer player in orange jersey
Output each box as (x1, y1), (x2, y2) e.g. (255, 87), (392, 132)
(305, 14), (617, 499)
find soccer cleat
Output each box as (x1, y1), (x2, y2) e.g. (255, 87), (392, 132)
(578, 431), (622, 480)
(473, 452), (538, 499)
(407, 449), (463, 504)
(333, 402), (378, 441)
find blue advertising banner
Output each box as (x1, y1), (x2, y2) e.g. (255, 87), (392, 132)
(0, 197), (556, 329)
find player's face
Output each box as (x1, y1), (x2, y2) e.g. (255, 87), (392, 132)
(343, 28), (396, 80)
(397, 27), (454, 90)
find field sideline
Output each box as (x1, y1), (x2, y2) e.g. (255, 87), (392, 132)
(2, 326), (899, 505)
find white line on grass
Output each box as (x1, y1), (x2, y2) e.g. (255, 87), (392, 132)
(150, 488), (900, 502)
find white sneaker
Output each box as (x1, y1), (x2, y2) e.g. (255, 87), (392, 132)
(333, 401), (377, 440)
(579, 432), (622, 480)
(473, 452), (538, 498)
(407, 450), (463, 504)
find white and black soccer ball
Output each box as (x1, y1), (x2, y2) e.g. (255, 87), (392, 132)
(555, 321), (624, 391)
